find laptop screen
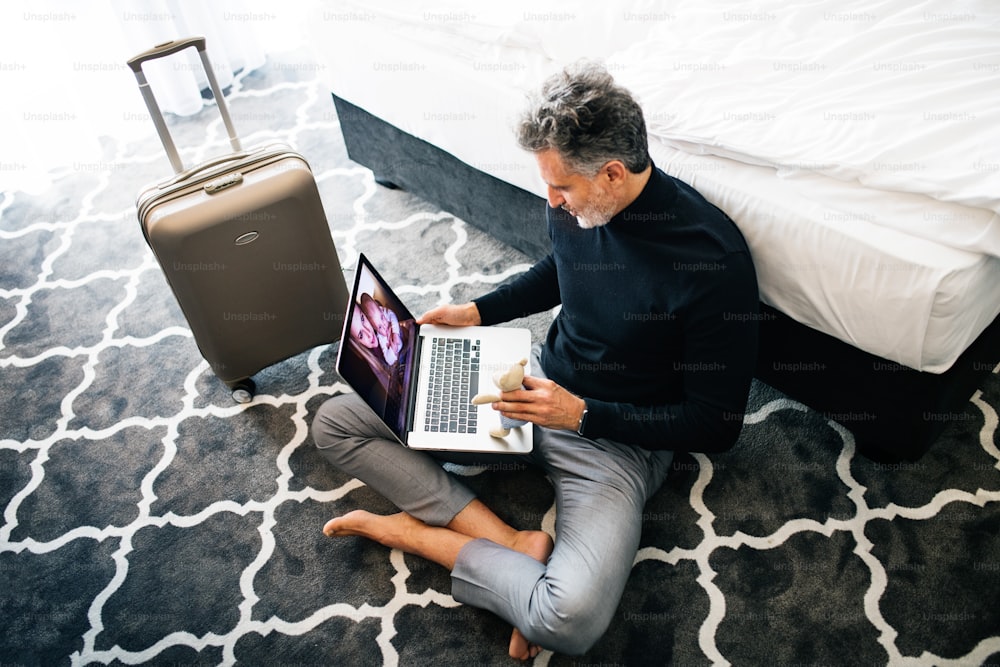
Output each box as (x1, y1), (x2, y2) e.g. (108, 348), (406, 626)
(336, 254), (419, 442)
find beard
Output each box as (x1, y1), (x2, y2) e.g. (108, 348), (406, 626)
(565, 186), (618, 229)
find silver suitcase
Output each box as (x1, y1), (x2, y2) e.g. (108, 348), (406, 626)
(129, 37), (348, 402)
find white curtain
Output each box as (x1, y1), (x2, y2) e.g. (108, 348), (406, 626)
(0, 0), (312, 194)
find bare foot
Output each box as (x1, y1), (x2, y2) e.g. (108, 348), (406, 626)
(509, 629), (542, 661)
(507, 530), (554, 661)
(323, 509), (416, 544)
(323, 510), (451, 568)
(324, 509), (474, 572)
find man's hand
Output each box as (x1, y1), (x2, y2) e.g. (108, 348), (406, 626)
(491, 375), (586, 432)
(417, 302), (482, 327)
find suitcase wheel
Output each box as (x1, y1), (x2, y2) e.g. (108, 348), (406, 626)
(228, 378), (256, 404)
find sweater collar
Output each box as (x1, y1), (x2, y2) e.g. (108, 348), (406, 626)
(611, 162), (678, 228)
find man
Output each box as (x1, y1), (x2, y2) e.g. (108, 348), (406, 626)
(312, 61), (759, 660)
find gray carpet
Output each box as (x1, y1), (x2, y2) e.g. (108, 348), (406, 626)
(2, 51), (999, 667)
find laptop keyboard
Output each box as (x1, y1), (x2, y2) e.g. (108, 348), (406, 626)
(424, 338), (480, 433)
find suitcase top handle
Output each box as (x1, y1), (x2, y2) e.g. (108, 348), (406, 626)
(127, 36), (242, 173)
(126, 36), (208, 73)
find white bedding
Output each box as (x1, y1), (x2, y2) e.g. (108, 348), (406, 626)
(609, 0), (1000, 215)
(307, 0), (1000, 372)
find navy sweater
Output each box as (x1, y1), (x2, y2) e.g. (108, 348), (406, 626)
(474, 167), (759, 453)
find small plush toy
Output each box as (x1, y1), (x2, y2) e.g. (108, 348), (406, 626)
(471, 358), (529, 438)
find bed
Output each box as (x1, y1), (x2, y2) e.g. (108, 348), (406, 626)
(307, 0), (1000, 461)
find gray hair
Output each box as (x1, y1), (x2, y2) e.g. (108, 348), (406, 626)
(517, 61), (650, 177)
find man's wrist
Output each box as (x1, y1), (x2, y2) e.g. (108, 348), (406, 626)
(465, 301), (483, 326)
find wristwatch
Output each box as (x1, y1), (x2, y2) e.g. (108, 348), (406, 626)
(576, 405), (589, 436)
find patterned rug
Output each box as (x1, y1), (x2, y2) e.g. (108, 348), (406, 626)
(2, 51), (999, 667)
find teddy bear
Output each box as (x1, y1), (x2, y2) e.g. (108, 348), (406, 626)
(471, 358), (529, 438)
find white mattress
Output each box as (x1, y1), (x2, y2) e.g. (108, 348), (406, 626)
(306, 0), (1000, 372)
(652, 143), (1000, 373)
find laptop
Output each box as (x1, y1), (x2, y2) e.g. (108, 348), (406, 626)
(335, 253), (533, 453)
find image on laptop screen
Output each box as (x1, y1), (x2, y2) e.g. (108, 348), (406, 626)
(339, 261), (418, 440)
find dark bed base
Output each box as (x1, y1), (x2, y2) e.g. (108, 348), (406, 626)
(332, 94), (1000, 462)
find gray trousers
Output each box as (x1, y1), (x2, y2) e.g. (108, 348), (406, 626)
(311, 348), (674, 655)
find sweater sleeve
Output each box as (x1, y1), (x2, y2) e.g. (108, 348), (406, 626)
(473, 254), (562, 325)
(581, 251), (759, 453)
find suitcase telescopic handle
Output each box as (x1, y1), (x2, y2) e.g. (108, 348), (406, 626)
(127, 36), (243, 174)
